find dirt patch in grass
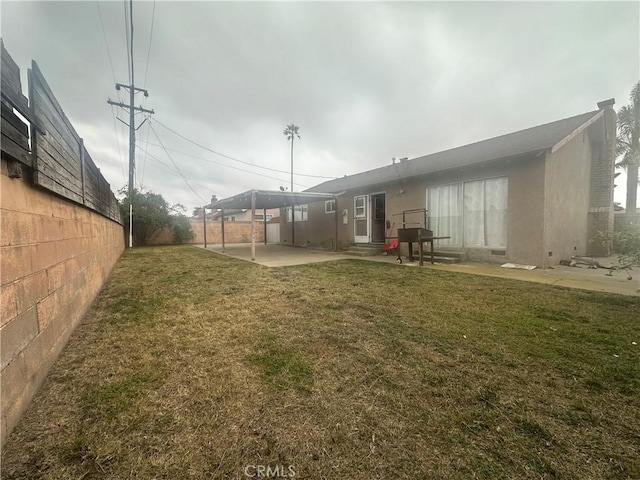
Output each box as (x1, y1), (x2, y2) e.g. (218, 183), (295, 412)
(2, 246), (639, 479)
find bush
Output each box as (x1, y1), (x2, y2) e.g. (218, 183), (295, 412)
(593, 223), (640, 282)
(615, 223), (640, 267)
(172, 215), (194, 244)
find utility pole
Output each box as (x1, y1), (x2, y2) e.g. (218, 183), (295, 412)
(107, 0), (154, 248)
(108, 87), (153, 248)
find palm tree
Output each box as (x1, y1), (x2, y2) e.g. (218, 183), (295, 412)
(283, 124), (300, 193)
(617, 81), (640, 217)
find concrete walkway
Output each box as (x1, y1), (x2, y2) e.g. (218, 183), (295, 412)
(362, 254), (639, 296)
(195, 244), (640, 296)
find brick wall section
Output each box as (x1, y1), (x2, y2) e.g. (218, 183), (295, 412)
(0, 160), (124, 445)
(586, 108), (616, 256)
(147, 220), (266, 245)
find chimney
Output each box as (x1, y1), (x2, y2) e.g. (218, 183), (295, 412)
(392, 157), (396, 165)
(597, 98), (615, 110)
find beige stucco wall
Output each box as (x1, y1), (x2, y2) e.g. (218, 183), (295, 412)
(0, 160), (124, 446)
(280, 201), (346, 249)
(542, 129), (593, 267)
(542, 111), (616, 265)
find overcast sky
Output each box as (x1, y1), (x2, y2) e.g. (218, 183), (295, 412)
(1, 1), (638, 213)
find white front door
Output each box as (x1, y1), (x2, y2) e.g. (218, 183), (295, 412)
(354, 195), (370, 243)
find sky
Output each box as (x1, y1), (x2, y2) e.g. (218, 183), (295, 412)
(1, 1), (638, 214)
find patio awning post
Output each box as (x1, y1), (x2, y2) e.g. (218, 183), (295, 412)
(221, 208), (225, 253)
(291, 202), (295, 247)
(333, 196), (338, 252)
(250, 191), (256, 261)
(203, 206), (207, 248)
(263, 208), (267, 245)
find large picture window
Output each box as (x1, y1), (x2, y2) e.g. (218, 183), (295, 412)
(463, 177), (508, 248)
(427, 177), (508, 248)
(427, 183), (463, 246)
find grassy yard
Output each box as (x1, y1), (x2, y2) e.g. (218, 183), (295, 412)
(2, 246), (639, 479)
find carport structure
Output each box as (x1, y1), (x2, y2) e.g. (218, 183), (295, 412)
(205, 190), (337, 261)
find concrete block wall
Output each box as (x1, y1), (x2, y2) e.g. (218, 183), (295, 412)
(0, 160), (124, 445)
(147, 220), (266, 245)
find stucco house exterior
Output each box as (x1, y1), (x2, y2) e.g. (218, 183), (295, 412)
(280, 100), (616, 268)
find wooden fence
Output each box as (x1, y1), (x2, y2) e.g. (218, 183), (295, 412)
(1, 40), (121, 224)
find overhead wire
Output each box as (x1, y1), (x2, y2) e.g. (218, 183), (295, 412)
(149, 123), (208, 204)
(143, 0), (156, 89)
(139, 117), (152, 186)
(124, 0), (132, 85)
(97, 2), (126, 182)
(142, 151), (264, 192)
(139, 150), (232, 192)
(96, 2), (117, 85)
(143, 141), (310, 189)
(153, 118), (335, 179)
(110, 105), (126, 181)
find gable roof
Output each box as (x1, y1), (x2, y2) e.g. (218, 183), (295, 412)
(308, 109), (602, 193)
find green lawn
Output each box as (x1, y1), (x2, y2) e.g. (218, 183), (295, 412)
(3, 246), (639, 479)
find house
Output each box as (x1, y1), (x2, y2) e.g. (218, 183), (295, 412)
(212, 208), (280, 223)
(280, 100), (616, 268)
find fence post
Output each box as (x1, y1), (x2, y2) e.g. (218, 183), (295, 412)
(79, 138), (86, 205)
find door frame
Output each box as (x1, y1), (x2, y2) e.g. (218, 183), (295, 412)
(370, 191), (386, 244)
(353, 194), (370, 243)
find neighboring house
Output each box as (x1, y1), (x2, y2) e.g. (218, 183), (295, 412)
(213, 208), (279, 223)
(281, 100), (616, 268)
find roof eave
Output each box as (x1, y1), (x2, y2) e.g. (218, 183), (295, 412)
(550, 110), (603, 154)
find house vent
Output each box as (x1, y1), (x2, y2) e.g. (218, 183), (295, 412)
(490, 250), (506, 256)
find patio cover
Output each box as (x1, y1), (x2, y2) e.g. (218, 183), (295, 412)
(205, 189), (338, 261)
(206, 189), (336, 210)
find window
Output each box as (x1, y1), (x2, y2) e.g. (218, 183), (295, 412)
(427, 183), (463, 246)
(286, 204), (308, 222)
(355, 196), (366, 217)
(463, 177), (508, 248)
(254, 214), (273, 222)
(325, 199), (336, 214)
(427, 177), (508, 248)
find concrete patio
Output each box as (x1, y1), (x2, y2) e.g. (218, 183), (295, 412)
(195, 244), (639, 296)
(196, 243), (347, 267)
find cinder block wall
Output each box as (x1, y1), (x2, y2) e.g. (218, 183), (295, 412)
(0, 160), (124, 445)
(147, 220), (266, 245)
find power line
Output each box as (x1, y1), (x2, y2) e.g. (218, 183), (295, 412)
(141, 142), (288, 192)
(142, 150), (270, 192)
(124, 0), (132, 85)
(153, 117), (335, 179)
(96, 2), (117, 84)
(143, 0), (156, 88)
(143, 140), (310, 188)
(139, 119), (152, 185)
(149, 123), (207, 204)
(110, 104), (126, 181)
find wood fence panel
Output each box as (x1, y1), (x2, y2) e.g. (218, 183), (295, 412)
(1, 40), (31, 168)
(2, 43), (122, 225)
(30, 61), (85, 203)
